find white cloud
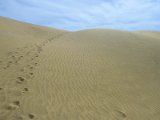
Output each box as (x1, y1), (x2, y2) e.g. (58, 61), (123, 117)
(0, 0), (160, 31)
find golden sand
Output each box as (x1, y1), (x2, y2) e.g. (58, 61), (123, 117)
(0, 17), (160, 120)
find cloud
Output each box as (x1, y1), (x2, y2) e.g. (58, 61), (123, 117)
(0, 0), (160, 31)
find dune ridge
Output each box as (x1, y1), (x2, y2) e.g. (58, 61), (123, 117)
(0, 17), (160, 120)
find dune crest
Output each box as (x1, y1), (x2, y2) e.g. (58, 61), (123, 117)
(0, 17), (160, 120)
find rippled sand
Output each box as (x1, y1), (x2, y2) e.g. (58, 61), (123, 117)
(0, 17), (160, 120)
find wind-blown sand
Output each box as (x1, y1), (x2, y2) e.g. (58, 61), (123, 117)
(0, 17), (160, 120)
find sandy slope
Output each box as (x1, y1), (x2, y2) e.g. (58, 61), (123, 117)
(135, 31), (160, 39)
(0, 17), (160, 120)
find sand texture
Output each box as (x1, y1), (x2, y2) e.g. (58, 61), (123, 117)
(0, 17), (160, 120)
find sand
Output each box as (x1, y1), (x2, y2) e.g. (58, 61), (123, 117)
(0, 16), (160, 120)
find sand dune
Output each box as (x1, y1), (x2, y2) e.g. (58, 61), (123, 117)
(135, 31), (160, 39)
(0, 17), (160, 120)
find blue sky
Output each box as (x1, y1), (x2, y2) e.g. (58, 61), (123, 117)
(0, 0), (160, 31)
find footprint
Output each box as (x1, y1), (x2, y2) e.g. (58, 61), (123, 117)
(28, 113), (35, 119)
(7, 104), (17, 110)
(17, 77), (25, 83)
(7, 51), (13, 55)
(15, 61), (18, 64)
(18, 77), (25, 81)
(17, 56), (23, 60)
(31, 58), (34, 61)
(25, 75), (31, 79)
(37, 47), (42, 53)
(0, 88), (2, 91)
(27, 65), (30, 67)
(3, 67), (6, 69)
(29, 73), (33, 76)
(5, 65), (10, 68)
(30, 66), (34, 70)
(23, 88), (29, 92)
(20, 68), (24, 72)
(13, 100), (20, 106)
(7, 102), (19, 110)
(114, 110), (127, 120)
(8, 61), (12, 64)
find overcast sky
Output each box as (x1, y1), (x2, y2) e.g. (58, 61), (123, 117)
(0, 0), (160, 31)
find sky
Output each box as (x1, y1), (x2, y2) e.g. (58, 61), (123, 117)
(0, 0), (160, 31)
